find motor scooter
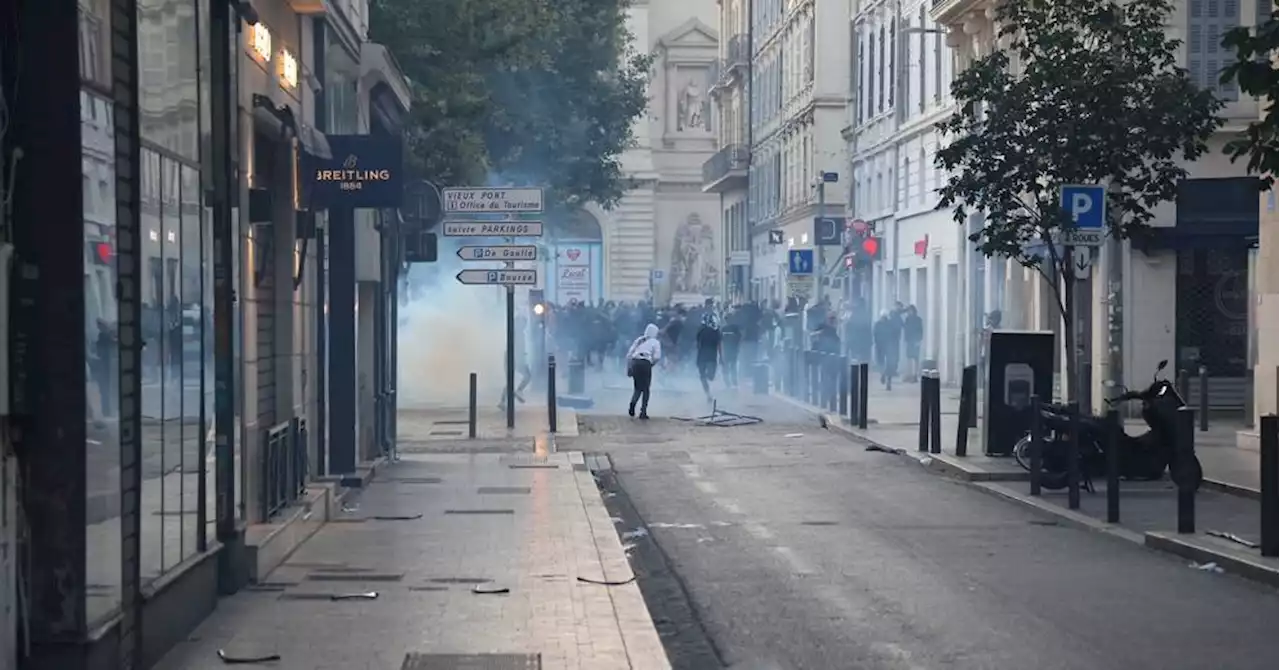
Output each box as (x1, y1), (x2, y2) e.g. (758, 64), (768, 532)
(1013, 360), (1203, 492)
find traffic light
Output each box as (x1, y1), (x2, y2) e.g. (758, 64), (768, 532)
(529, 289), (545, 314)
(846, 231), (882, 269)
(859, 236), (881, 259)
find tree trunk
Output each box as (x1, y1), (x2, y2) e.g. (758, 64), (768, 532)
(1059, 257), (1078, 405)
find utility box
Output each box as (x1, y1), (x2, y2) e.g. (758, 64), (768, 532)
(983, 330), (1056, 457)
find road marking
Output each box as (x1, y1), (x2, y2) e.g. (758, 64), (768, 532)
(716, 500), (743, 515)
(694, 480), (719, 495)
(773, 546), (816, 575)
(743, 522), (774, 541)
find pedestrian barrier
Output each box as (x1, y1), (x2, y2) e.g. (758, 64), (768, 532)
(918, 370), (942, 454)
(1175, 407), (1197, 534)
(1066, 401), (1082, 511)
(1029, 394), (1043, 497)
(1105, 409), (1121, 523)
(1198, 365), (1209, 432)
(568, 357), (585, 395)
(547, 355), (558, 434)
(468, 373), (478, 439)
(261, 419), (307, 521)
(838, 359), (850, 416)
(954, 365), (978, 457)
(1260, 414), (1277, 557)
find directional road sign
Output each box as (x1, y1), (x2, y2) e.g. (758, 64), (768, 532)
(455, 269), (538, 286)
(1070, 247), (1093, 280)
(768, 229), (785, 245)
(456, 245), (538, 261)
(441, 187), (544, 214)
(813, 217), (843, 246)
(441, 221), (544, 237)
(1057, 184), (1107, 246)
(788, 249), (814, 275)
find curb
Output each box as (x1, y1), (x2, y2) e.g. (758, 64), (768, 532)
(970, 482), (1147, 545)
(1202, 478), (1262, 501)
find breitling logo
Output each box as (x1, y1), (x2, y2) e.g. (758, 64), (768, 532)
(315, 153), (393, 191)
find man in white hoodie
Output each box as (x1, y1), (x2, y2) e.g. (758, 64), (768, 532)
(625, 323), (662, 419)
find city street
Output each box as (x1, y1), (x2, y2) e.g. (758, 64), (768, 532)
(568, 383), (1278, 670)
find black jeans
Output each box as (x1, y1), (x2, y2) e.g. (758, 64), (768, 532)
(629, 359), (653, 414)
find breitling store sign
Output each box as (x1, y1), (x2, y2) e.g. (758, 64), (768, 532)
(306, 134), (403, 209)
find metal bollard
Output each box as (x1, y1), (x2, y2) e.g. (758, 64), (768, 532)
(827, 355), (840, 412)
(1029, 394), (1043, 496)
(1197, 365), (1209, 432)
(838, 359), (849, 417)
(569, 357), (586, 395)
(1067, 401), (1081, 510)
(1105, 409), (1121, 523)
(1177, 368), (1189, 402)
(547, 355), (558, 434)
(468, 373), (478, 439)
(1176, 406), (1196, 534)
(918, 373), (931, 453)
(1260, 414), (1278, 557)
(857, 363), (870, 430)
(848, 363), (858, 425)
(928, 372), (942, 455)
(955, 365), (977, 457)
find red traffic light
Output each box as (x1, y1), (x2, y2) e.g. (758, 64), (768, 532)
(860, 237), (881, 257)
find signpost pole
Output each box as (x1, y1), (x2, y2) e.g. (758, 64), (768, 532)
(505, 236), (516, 430)
(1105, 180), (1124, 405)
(815, 180), (826, 304)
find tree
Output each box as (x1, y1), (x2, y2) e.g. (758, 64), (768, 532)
(934, 0), (1223, 396)
(369, 0), (651, 217)
(1220, 9), (1278, 189)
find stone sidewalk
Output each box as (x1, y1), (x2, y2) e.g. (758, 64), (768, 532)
(153, 451), (670, 670)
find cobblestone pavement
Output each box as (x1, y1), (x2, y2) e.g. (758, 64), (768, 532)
(154, 450), (669, 670)
(571, 391), (1278, 670)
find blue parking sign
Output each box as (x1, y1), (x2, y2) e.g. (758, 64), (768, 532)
(788, 249), (814, 275)
(1059, 184), (1106, 229)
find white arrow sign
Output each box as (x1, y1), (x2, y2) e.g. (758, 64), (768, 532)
(456, 245), (538, 261)
(455, 269), (538, 286)
(1070, 247), (1093, 280)
(441, 221), (544, 237)
(441, 187), (544, 213)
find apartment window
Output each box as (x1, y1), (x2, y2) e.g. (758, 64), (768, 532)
(878, 24), (887, 112)
(933, 28), (943, 102)
(918, 7), (927, 112)
(868, 29), (877, 117)
(918, 146), (927, 203)
(805, 14), (815, 84)
(1187, 0), (1240, 100)
(887, 17), (896, 109)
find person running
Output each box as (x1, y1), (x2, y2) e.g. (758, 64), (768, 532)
(694, 313), (722, 402)
(720, 313), (742, 389)
(625, 323), (662, 419)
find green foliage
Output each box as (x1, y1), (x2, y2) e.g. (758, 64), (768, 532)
(369, 0), (651, 214)
(935, 0), (1224, 273)
(1220, 10), (1277, 190)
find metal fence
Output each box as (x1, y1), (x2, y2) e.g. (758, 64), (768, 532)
(260, 417), (309, 521)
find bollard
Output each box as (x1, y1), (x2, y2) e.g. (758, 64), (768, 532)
(569, 357), (586, 395)
(827, 355), (840, 412)
(1105, 409), (1120, 523)
(790, 348), (801, 398)
(808, 352), (819, 405)
(918, 373), (931, 453)
(547, 355), (558, 434)
(1029, 395), (1043, 496)
(838, 358), (849, 416)
(848, 363), (858, 425)
(1067, 401), (1081, 510)
(928, 372), (942, 455)
(1177, 368), (1189, 402)
(857, 363), (870, 430)
(753, 362), (769, 395)
(1260, 414), (1278, 557)
(468, 373), (478, 439)
(1197, 365), (1209, 432)
(1175, 407), (1196, 534)
(955, 366), (977, 457)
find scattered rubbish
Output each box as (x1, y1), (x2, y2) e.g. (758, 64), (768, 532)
(217, 649), (282, 664)
(621, 542), (636, 554)
(818, 415), (829, 430)
(697, 537), (713, 543)
(577, 575), (637, 586)
(1206, 530), (1260, 549)
(649, 522), (705, 529)
(341, 504), (359, 513)
(621, 527), (649, 541)
(865, 444), (904, 455)
(472, 585), (510, 595)
(611, 516), (624, 525)
(1190, 561), (1224, 573)
(1028, 519), (1060, 527)
(371, 513), (424, 521)
(603, 491), (617, 498)
(918, 457), (933, 466)
(330, 591), (379, 601)
(785, 433), (805, 439)
(671, 401), (764, 427)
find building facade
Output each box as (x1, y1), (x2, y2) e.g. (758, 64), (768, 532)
(704, 0), (751, 301)
(1, 0), (409, 667)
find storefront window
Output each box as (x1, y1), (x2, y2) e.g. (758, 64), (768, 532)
(138, 0), (208, 583)
(82, 85), (121, 627)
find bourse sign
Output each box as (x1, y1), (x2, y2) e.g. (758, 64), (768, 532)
(306, 134), (404, 209)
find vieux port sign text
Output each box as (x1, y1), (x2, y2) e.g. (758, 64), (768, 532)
(306, 134), (404, 209)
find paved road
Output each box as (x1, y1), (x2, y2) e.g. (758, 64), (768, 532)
(566, 386), (1278, 670)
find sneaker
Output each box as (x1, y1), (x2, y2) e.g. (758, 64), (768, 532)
(638, 412), (649, 420)
(628, 405), (636, 417)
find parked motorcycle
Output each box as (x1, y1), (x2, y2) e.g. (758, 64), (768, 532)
(1013, 360), (1203, 492)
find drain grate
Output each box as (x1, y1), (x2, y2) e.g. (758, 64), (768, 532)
(430, 430), (465, 436)
(444, 509), (514, 515)
(427, 577), (490, 584)
(383, 477), (443, 484)
(507, 464), (558, 470)
(476, 486), (531, 495)
(434, 419), (471, 425)
(306, 572), (404, 582)
(401, 653), (541, 670)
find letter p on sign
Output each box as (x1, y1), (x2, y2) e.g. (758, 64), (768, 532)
(1059, 184), (1106, 230)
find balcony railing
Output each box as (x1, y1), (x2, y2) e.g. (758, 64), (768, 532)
(702, 144), (750, 185)
(727, 34), (749, 68)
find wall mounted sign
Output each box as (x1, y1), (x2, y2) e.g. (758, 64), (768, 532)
(305, 134), (403, 209)
(250, 23), (272, 62)
(278, 49), (298, 89)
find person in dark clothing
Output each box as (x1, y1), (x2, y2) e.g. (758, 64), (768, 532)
(663, 310), (686, 371)
(694, 314), (722, 401)
(902, 305), (924, 380)
(873, 311), (902, 389)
